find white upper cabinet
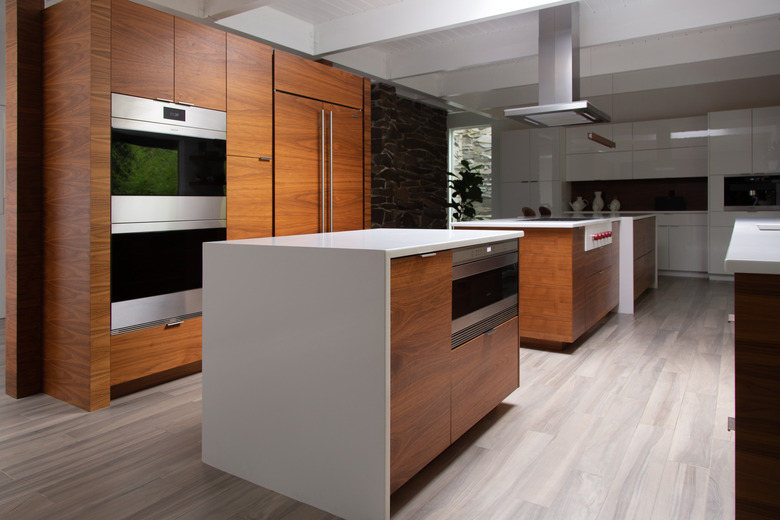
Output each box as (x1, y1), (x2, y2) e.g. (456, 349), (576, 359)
(565, 123), (632, 154)
(633, 147), (708, 179)
(499, 129), (530, 182)
(709, 109), (752, 175)
(530, 128), (562, 182)
(752, 106), (780, 173)
(632, 116), (708, 150)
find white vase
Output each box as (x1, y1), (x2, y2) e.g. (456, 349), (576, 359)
(609, 197), (621, 212)
(592, 191), (604, 212)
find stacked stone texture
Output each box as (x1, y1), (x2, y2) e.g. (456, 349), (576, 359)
(371, 83), (448, 229)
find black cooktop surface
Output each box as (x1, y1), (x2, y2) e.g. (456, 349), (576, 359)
(519, 217), (601, 222)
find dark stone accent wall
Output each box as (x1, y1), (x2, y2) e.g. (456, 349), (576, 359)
(371, 83), (448, 229)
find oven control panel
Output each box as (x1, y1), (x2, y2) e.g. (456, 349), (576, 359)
(584, 222), (613, 251)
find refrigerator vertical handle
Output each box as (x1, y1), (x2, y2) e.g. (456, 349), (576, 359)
(329, 110), (334, 233)
(321, 109), (326, 233)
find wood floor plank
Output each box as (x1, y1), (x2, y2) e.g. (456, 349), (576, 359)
(0, 277), (736, 520)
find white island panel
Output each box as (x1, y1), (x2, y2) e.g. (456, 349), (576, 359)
(202, 242), (390, 520)
(725, 217), (780, 275)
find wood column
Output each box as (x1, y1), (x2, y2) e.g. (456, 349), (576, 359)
(42, 0), (111, 411)
(5, 0), (45, 398)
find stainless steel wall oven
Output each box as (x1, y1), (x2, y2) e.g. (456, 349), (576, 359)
(451, 240), (519, 348)
(110, 93), (227, 334)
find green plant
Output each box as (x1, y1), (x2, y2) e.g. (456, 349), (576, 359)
(448, 159), (484, 221)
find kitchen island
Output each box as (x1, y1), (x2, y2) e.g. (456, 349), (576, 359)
(725, 217), (780, 519)
(455, 216), (620, 349)
(201, 228), (524, 520)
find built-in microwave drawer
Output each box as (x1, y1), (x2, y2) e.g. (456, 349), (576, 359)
(724, 175), (780, 210)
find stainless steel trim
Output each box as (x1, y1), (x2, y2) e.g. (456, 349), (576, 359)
(165, 320), (184, 328)
(111, 93), (226, 140)
(111, 195), (226, 224)
(112, 219), (226, 234)
(420, 253), (437, 258)
(452, 296), (517, 336)
(321, 110), (326, 233)
(259, 157), (272, 161)
(176, 101), (194, 106)
(111, 288), (202, 332)
(452, 251), (518, 281)
(329, 110), (334, 232)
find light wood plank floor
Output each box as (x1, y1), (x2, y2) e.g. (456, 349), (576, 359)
(0, 276), (735, 519)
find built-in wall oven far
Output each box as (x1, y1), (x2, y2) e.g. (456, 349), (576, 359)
(451, 240), (519, 349)
(110, 93), (227, 334)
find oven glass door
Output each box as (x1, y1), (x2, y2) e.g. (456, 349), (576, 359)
(111, 128), (226, 197)
(110, 226), (226, 333)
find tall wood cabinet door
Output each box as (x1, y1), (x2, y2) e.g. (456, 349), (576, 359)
(174, 18), (226, 111)
(227, 34), (272, 158)
(274, 92), (323, 236)
(226, 156), (273, 240)
(327, 104), (364, 232)
(390, 251), (452, 493)
(111, 0), (174, 101)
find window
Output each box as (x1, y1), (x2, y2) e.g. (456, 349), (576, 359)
(450, 126), (492, 221)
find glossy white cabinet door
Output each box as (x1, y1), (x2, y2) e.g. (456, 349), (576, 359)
(668, 225), (708, 272)
(709, 109), (752, 175)
(709, 225), (735, 275)
(632, 116), (708, 150)
(498, 181), (530, 218)
(752, 106), (780, 173)
(566, 151), (633, 181)
(632, 147), (707, 179)
(499, 129), (531, 182)
(530, 128), (562, 182)
(656, 225), (670, 270)
(566, 123), (632, 154)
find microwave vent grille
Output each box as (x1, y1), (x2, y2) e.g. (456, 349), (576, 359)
(451, 305), (518, 349)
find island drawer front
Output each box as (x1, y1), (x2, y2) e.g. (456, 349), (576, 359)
(451, 316), (519, 441)
(110, 317), (202, 388)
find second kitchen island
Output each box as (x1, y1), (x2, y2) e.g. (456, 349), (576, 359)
(201, 228), (524, 520)
(455, 217), (620, 350)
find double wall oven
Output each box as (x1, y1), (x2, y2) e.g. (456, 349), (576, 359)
(110, 93), (227, 334)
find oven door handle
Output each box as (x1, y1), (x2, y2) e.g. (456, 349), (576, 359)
(452, 251), (518, 281)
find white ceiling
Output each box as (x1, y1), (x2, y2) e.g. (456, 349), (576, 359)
(139, 0), (780, 123)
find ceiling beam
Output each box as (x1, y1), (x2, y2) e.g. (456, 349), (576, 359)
(201, 0), (275, 21)
(217, 6), (314, 53)
(313, 0), (576, 56)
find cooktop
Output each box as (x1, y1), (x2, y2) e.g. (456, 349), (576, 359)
(518, 217), (601, 222)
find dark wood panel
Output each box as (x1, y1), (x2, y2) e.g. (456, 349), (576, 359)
(42, 0), (111, 411)
(273, 92), (323, 236)
(5, 0), (45, 398)
(226, 156), (273, 240)
(174, 17), (226, 111)
(586, 266), (614, 326)
(110, 0), (173, 101)
(274, 50), (364, 109)
(633, 216), (656, 259)
(390, 252), (452, 494)
(634, 250), (655, 298)
(451, 317), (519, 441)
(226, 34), (272, 158)
(327, 103), (364, 232)
(110, 318), (202, 387)
(734, 273), (780, 519)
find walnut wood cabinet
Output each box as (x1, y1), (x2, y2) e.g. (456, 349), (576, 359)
(389, 250), (520, 493)
(451, 316), (519, 441)
(226, 34), (273, 239)
(633, 216), (656, 298)
(390, 252), (452, 493)
(110, 0), (226, 111)
(273, 51), (368, 236)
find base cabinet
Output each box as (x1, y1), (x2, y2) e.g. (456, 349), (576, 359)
(451, 317), (519, 441)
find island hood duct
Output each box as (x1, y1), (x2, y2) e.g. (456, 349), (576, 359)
(504, 3), (610, 127)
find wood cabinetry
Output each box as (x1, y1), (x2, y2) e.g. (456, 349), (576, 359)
(390, 252), (452, 493)
(516, 225), (619, 349)
(110, 0), (226, 110)
(110, 318), (202, 395)
(226, 156), (273, 240)
(633, 216), (656, 298)
(451, 317), (518, 441)
(225, 35), (273, 239)
(734, 273), (780, 518)
(273, 57), (366, 236)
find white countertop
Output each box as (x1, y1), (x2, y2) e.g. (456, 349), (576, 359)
(219, 228), (524, 258)
(453, 216), (618, 229)
(725, 217), (780, 275)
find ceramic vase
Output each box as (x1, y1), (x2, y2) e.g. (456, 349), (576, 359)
(592, 191), (604, 212)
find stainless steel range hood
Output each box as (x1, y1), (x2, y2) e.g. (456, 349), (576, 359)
(504, 3), (610, 127)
